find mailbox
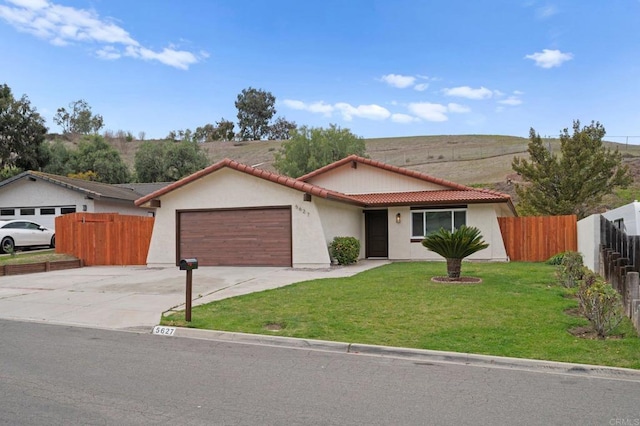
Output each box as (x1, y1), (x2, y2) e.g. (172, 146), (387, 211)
(179, 258), (198, 270)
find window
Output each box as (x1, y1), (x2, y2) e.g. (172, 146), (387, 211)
(411, 209), (466, 238)
(40, 208), (55, 215)
(614, 218), (625, 231)
(61, 207), (76, 214)
(0, 209), (14, 216)
(20, 208), (35, 216)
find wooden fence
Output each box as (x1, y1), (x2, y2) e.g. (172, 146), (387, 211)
(599, 216), (640, 333)
(55, 213), (154, 266)
(498, 215), (577, 261)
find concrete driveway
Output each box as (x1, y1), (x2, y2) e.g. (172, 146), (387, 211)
(0, 261), (388, 330)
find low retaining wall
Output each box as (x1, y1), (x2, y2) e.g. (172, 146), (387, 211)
(0, 259), (83, 276)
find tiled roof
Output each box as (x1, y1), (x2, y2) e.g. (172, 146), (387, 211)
(134, 156), (515, 215)
(135, 158), (360, 207)
(347, 190), (511, 206)
(0, 171), (144, 202)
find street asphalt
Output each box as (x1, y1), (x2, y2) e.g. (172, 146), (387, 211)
(1, 258), (639, 381)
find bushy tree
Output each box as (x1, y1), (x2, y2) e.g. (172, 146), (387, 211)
(54, 99), (104, 135)
(69, 135), (130, 183)
(235, 87), (276, 140)
(512, 120), (631, 219)
(273, 124), (366, 178)
(164, 140), (209, 181)
(268, 116), (297, 140)
(42, 139), (73, 176)
(216, 118), (235, 141)
(421, 226), (489, 279)
(134, 140), (208, 182)
(0, 84), (48, 171)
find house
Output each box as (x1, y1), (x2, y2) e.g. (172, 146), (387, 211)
(0, 171), (163, 229)
(601, 201), (640, 235)
(135, 155), (516, 268)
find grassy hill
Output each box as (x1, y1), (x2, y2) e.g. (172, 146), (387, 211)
(103, 134), (640, 185)
(58, 133), (640, 210)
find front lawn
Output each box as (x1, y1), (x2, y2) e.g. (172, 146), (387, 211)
(0, 249), (77, 265)
(162, 262), (640, 369)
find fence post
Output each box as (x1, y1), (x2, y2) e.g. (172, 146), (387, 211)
(624, 272), (637, 317)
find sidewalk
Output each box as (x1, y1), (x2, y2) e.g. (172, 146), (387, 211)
(0, 260), (389, 329)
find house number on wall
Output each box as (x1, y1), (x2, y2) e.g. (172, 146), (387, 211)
(294, 204), (310, 217)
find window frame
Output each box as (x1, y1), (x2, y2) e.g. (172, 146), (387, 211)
(410, 207), (467, 241)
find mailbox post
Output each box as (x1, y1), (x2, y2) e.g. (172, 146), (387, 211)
(179, 258), (198, 322)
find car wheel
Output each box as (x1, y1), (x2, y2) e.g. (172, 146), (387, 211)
(1, 237), (15, 254)
(50, 235), (56, 249)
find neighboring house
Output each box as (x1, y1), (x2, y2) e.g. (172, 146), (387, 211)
(0, 171), (164, 230)
(601, 201), (640, 235)
(136, 155), (516, 268)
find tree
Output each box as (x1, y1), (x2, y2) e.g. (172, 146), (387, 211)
(0, 84), (48, 171)
(134, 140), (208, 182)
(273, 124), (366, 178)
(42, 139), (73, 176)
(164, 140), (209, 181)
(54, 99), (104, 135)
(512, 120), (632, 219)
(235, 87), (276, 140)
(194, 124), (217, 142)
(268, 116), (297, 140)
(68, 135), (130, 183)
(216, 118), (235, 141)
(421, 225), (489, 279)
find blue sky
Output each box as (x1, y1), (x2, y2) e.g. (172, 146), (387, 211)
(1, 0), (639, 143)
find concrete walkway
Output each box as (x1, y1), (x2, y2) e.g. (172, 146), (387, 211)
(0, 260), (389, 330)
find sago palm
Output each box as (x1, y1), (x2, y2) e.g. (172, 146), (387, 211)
(421, 225), (489, 279)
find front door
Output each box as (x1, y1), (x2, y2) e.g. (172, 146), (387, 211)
(365, 210), (388, 258)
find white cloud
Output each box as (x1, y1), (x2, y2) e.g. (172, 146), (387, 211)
(442, 86), (493, 100)
(282, 99), (334, 116)
(391, 113), (419, 123)
(499, 96), (523, 106)
(513, 90), (524, 95)
(335, 103), (391, 121)
(283, 100), (390, 121)
(407, 102), (449, 122)
(413, 83), (429, 92)
(0, 0), (202, 69)
(380, 74), (416, 88)
(525, 49), (573, 68)
(96, 45), (120, 60)
(447, 103), (471, 113)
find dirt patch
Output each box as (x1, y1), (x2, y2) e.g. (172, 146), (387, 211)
(564, 307), (581, 317)
(567, 326), (623, 340)
(264, 323), (284, 331)
(431, 276), (482, 284)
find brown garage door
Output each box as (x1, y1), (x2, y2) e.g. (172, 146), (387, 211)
(178, 207), (292, 266)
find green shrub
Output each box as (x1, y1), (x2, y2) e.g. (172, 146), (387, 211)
(556, 251), (584, 288)
(421, 225), (489, 279)
(329, 237), (360, 265)
(577, 271), (624, 338)
(546, 252), (566, 265)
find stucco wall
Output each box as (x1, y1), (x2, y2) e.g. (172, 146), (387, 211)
(146, 168), (332, 268)
(313, 197), (364, 258)
(93, 201), (153, 217)
(578, 214), (600, 272)
(0, 179), (150, 229)
(403, 204), (508, 261)
(601, 202), (640, 235)
(305, 163), (446, 194)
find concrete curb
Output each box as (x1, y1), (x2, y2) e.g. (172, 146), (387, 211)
(167, 327), (640, 382)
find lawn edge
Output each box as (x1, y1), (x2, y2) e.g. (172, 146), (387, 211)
(167, 327), (640, 380)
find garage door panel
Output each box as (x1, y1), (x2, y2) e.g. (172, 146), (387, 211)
(178, 208), (292, 266)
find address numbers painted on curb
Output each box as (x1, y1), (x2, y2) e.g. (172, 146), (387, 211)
(152, 326), (176, 336)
